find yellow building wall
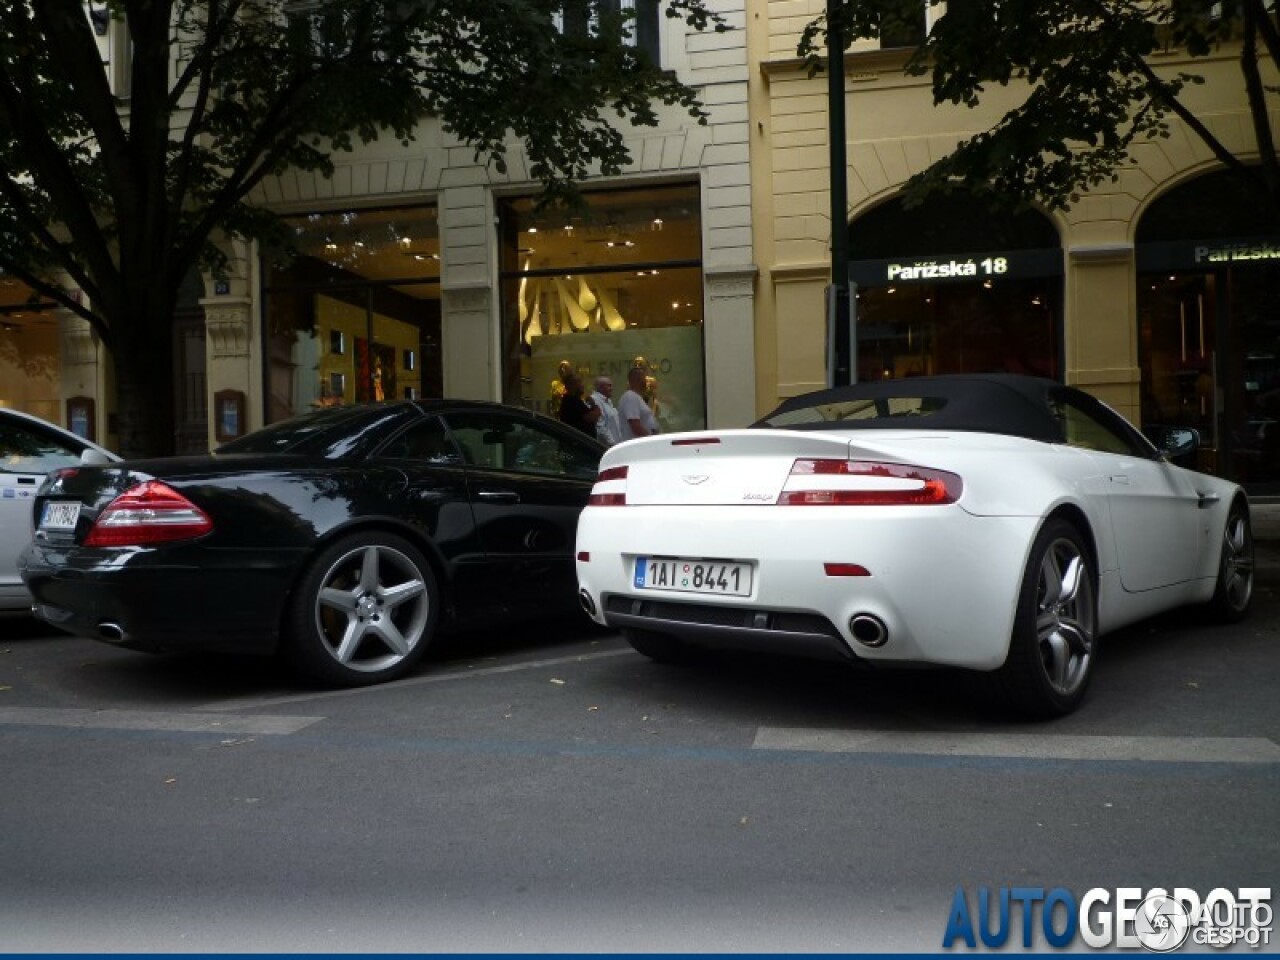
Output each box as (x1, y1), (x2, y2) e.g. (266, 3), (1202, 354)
(748, 0), (1277, 424)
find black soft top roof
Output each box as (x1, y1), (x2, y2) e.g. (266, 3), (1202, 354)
(753, 374), (1069, 442)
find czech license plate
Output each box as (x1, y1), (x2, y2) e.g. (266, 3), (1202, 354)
(39, 501), (80, 531)
(634, 557), (753, 597)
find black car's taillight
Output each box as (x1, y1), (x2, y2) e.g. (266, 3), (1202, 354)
(83, 481), (213, 547)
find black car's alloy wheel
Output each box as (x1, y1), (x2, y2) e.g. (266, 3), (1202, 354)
(289, 531), (439, 686)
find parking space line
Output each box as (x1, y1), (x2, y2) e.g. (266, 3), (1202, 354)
(199, 646), (636, 712)
(753, 727), (1280, 763)
(0, 706), (322, 736)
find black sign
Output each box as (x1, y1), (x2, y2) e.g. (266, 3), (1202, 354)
(848, 247), (1062, 287)
(1137, 236), (1280, 273)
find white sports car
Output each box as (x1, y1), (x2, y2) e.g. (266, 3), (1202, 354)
(574, 374), (1253, 717)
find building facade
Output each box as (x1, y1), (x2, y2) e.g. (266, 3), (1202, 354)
(0, 0), (755, 452)
(198, 0), (757, 445)
(749, 0), (1280, 491)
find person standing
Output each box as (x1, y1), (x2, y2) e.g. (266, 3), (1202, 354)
(591, 375), (621, 447)
(617, 365), (659, 442)
(557, 372), (601, 438)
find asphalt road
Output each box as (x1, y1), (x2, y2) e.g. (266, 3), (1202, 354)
(0, 585), (1276, 952)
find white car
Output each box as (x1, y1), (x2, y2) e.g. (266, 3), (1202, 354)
(0, 408), (118, 612)
(574, 374), (1252, 717)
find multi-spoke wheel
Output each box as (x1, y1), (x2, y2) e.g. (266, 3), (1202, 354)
(990, 518), (1097, 717)
(1207, 501), (1253, 623)
(288, 531), (439, 686)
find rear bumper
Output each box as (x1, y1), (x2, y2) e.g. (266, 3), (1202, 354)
(19, 542), (302, 655)
(575, 504), (1038, 670)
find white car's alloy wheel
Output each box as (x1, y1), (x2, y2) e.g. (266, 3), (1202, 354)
(1034, 535), (1096, 700)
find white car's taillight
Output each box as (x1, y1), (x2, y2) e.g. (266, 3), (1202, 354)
(84, 480), (214, 547)
(778, 459), (962, 505)
(588, 465), (628, 506)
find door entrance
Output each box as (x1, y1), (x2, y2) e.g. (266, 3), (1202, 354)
(1135, 170), (1280, 492)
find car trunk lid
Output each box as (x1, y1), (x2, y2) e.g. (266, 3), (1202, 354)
(599, 429), (958, 506)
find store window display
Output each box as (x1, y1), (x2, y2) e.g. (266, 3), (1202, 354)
(262, 205), (442, 423)
(498, 184), (707, 433)
(0, 279), (62, 425)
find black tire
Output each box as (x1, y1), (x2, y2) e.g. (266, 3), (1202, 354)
(287, 531), (439, 686)
(1207, 500), (1253, 623)
(988, 518), (1098, 718)
(623, 628), (691, 664)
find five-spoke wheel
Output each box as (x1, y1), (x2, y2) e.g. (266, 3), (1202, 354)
(289, 531), (438, 686)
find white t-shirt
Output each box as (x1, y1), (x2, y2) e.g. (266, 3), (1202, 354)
(617, 389), (658, 441)
(592, 391), (621, 446)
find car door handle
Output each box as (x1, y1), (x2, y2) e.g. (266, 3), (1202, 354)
(1108, 475), (1130, 485)
(478, 490), (520, 503)
(1197, 491), (1220, 508)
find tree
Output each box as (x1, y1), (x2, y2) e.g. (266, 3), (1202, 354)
(0, 0), (724, 457)
(800, 0), (1280, 213)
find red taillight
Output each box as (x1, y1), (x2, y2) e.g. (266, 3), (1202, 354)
(778, 459), (962, 506)
(589, 465), (628, 506)
(824, 563), (871, 577)
(83, 480), (214, 547)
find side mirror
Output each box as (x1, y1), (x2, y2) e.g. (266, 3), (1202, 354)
(80, 448), (113, 466)
(1145, 425), (1200, 460)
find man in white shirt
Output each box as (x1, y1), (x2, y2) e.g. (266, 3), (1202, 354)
(617, 365), (659, 442)
(591, 376), (622, 447)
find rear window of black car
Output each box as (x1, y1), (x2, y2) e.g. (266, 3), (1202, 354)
(756, 395), (947, 428)
(217, 406), (408, 458)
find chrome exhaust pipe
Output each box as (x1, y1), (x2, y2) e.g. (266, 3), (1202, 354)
(849, 613), (888, 647)
(578, 589), (597, 618)
(97, 621), (128, 644)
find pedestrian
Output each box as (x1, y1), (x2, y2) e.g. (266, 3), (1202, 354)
(617, 365), (659, 442)
(557, 371), (601, 438)
(591, 375), (621, 447)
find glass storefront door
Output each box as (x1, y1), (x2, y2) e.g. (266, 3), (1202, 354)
(1139, 261), (1280, 487)
(1135, 169), (1280, 490)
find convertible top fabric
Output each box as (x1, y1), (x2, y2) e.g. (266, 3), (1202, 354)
(753, 374), (1068, 442)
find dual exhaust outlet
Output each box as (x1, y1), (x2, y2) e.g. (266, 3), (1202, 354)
(579, 587), (888, 649)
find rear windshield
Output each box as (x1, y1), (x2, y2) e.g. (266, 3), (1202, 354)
(756, 395), (948, 429)
(216, 406), (391, 457)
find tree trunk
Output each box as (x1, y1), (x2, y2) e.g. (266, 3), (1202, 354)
(111, 316), (178, 459)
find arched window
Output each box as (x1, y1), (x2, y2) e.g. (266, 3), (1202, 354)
(847, 192), (1062, 382)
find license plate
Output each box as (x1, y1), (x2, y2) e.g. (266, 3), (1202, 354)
(634, 557), (753, 597)
(39, 501), (80, 531)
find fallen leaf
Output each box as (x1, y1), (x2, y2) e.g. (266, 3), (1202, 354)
(0, 685), (11, 692)
(550, 678), (566, 685)
(1185, 681), (1200, 689)
(587, 705), (599, 711)
(739, 816), (749, 826)
(164, 778), (177, 786)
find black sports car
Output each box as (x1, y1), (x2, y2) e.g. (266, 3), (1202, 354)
(19, 400), (604, 686)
